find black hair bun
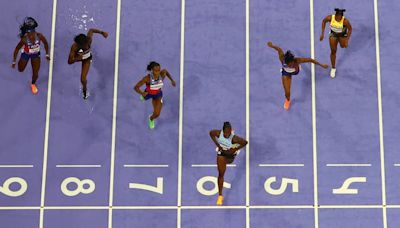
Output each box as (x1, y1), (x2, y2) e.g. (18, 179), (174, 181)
(147, 61), (160, 71)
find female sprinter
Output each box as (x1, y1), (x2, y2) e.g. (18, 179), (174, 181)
(320, 8), (352, 78)
(12, 17), (50, 94)
(134, 61), (176, 129)
(267, 41), (329, 110)
(68, 28), (108, 99)
(209, 122), (248, 206)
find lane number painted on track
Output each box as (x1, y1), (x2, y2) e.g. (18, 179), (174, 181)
(196, 176), (231, 196)
(0, 177), (28, 197)
(333, 177), (367, 195)
(61, 177), (96, 197)
(129, 177), (164, 194)
(264, 177), (299, 195)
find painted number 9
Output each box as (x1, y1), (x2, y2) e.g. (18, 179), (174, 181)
(0, 177), (28, 197)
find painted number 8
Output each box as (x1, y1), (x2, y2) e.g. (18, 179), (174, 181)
(61, 177), (95, 197)
(0, 177), (28, 197)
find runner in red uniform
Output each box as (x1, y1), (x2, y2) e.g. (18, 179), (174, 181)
(12, 17), (50, 94)
(134, 61), (176, 129)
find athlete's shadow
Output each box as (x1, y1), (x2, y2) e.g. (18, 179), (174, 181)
(227, 136), (278, 202)
(336, 24), (374, 68)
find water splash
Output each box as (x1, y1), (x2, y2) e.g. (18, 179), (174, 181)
(68, 5), (97, 31)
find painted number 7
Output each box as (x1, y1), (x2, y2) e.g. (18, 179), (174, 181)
(129, 177), (164, 194)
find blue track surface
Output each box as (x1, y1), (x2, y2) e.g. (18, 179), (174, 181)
(0, 0), (399, 227)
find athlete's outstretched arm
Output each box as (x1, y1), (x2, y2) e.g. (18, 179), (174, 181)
(161, 69), (176, 87)
(134, 76), (149, 97)
(320, 15), (332, 41)
(267, 41), (284, 63)
(87, 28), (108, 41)
(210, 130), (223, 151)
(38, 33), (50, 60)
(12, 39), (24, 68)
(296, 58), (329, 69)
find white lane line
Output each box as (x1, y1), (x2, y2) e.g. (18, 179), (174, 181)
(40, 0), (58, 227)
(394, 164), (400, 167)
(56, 165), (101, 168)
(191, 164), (236, 168)
(309, 0), (319, 227)
(0, 165), (34, 168)
(245, 0), (250, 226)
(258, 164), (304, 167)
(373, 0), (387, 227)
(123, 164), (169, 168)
(108, 0), (122, 227)
(326, 164), (371, 167)
(177, 0), (186, 227)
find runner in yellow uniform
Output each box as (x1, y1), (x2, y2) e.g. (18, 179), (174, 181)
(320, 8), (352, 78)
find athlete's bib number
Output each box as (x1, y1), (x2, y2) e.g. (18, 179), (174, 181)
(29, 45), (40, 54)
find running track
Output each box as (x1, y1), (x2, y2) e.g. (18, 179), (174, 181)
(0, 0), (399, 227)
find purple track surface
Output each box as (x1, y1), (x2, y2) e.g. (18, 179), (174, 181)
(0, 0), (399, 227)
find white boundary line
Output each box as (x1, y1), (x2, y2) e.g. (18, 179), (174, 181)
(108, 0), (122, 227)
(39, 0), (57, 227)
(309, 0), (319, 227)
(177, 0), (185, 227)
(2, 204), (400, 210)
(56, 165), (101, 168)
(124, 164), (169, 168)
(245, 0), (250, 226)
(0, 165), (34, 168)
(326, 164), (371, 167)
(259, 164), (304, 167)
(394, 164), (400, 167)
(191, 164), (236, 168)
(373, 0), (387, 227)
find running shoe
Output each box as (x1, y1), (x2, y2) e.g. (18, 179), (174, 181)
(216, 195), (224, 206)
(31, 84), (38, 94)
(148, 115), (155, 129)
(284, 99), (291, 110)
(330, 68), (336, 78)
(83, 90), (90, 100)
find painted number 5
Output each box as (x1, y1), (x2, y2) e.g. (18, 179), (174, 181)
(0, 177), (28, 197)
(264, 177), (299, 195)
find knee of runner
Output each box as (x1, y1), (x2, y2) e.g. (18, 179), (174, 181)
(331, 48), (337, 55)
